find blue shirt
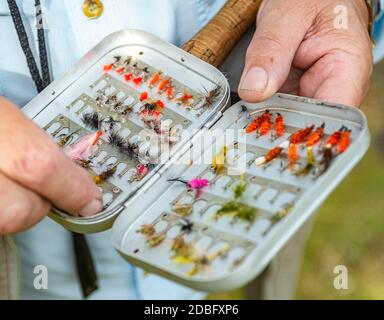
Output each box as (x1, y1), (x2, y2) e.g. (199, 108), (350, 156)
(1, 0), (383, 299)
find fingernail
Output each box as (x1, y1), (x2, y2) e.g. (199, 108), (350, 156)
(240, 66), (268, 92)
(79, 192), (103, 217)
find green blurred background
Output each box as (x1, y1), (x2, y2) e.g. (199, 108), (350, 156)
(210, 60), (384, 300)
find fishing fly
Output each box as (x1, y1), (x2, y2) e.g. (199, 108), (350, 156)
(296, 146), (316, 176)
(211, 146), (227, 174)
(93, 163), (118, 185)
(255, 146), (283, 166)
(257, 110), (272, 137)
(81, 112), (102, 130)
(171, 235), (209, 276)
(215, 181), (258, 225)
(287, 143), (299, 173)
(64, 130), (103, 162)
(167, 178), (210, 198)
(57, 129), (80, 146)
(338, 128), (351, 153)
(129, 164), (149, 182)
(306, 123), (325, 147)
(138, 223), (166, 247)
(245, 110), (270, 134)
(148, 72), (162, 88)
(236, 105), (250, 123)
(289, 125), (314, 145)
(272, 113), (285, 140)
(172, 203), (194, 217)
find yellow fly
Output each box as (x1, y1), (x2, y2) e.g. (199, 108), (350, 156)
(211, 146), (227, 174)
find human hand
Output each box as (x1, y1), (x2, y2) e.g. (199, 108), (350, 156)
(0, 97), (103, 235)
(238, 0), (372, 107)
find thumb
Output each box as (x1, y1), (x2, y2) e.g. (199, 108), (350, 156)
(238, 1), (310, 102)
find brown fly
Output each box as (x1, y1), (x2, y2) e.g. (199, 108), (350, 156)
(93, 163), (118, 185)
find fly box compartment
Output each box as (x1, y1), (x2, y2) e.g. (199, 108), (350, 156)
(22, 30), (230, 233)
(22, 29), (370, 292)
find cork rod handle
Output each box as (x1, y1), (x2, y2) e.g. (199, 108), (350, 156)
(181, 0), (262, 68)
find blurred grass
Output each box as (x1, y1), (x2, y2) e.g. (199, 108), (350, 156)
(209, 61), (384, 300)
(296, 61), (384, 299)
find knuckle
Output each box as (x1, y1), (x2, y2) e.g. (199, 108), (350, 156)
(75, 183), (95, 206)
(66, 170), (96, 208)
(248, 33), (284, 56)
(13, 144), (60, 187)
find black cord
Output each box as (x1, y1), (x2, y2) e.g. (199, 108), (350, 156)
(7, 0), (45, 92)
(7, 0), (99, 299)
(35, 0), (51, 87)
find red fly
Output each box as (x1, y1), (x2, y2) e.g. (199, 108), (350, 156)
(140, 91), (149, 102)
(155, 100), (165, 110)
(124, 73), (133, 81)
(176, 92), (193, 105)
(133, 77), (143, 86)
(115, 67), (125, 74)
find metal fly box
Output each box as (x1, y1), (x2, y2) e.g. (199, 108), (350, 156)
(23, 30), (230, 233)
(22, 30), (370, 291)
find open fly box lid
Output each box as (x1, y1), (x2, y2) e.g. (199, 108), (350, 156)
(22, 29), (231, 233)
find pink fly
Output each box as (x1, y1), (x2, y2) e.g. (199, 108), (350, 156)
(64, 130), (102, 162)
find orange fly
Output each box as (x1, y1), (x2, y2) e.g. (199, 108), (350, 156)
(245, 110), (270, 134)
(158, 77), (171, 93)
(265, 146), (283, 163)
(257, 111), (272, 137)
(289, 125), (314, 144)
(166, 86), (174, 100)
(103, 63), (114, 72)
(149, 72), (162, 88)
(338, 129), (351, 153)
(255, 146), (283, 166)
(273, 113), (285, 139)
(288, 143), (299, 172)
(176, 92), (193, 106)
(325, 127), (345, 148)
(306, 123), (325, 147)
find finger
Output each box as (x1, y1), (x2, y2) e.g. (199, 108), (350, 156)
(238, 0), (312, 102)
(0, 173), (50, 235)
(0, 98), (103, 217)
(279, 67), (304, 95)
(299, 51), (373, 106)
